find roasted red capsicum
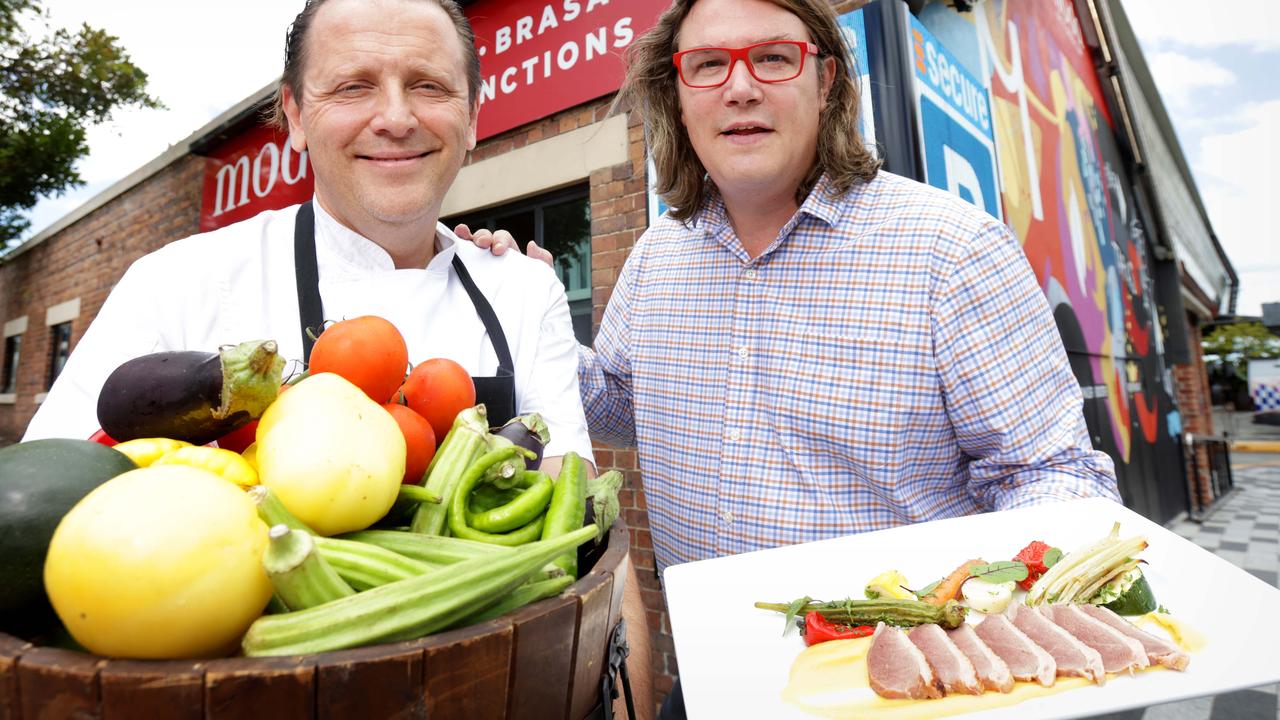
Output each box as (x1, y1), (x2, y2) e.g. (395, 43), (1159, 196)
(1013, 540), (1054, 591)
(802, 611), (874, 646)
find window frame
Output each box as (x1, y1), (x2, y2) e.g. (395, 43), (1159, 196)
(2, 334), (21, 395)
(444, 184), (593, 344)
(46, 321), (73, 391)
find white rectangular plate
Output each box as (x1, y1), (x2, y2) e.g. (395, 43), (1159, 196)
(663, 497), (1280, 719)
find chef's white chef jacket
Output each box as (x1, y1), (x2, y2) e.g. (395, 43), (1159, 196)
(24, 202), (594, 464)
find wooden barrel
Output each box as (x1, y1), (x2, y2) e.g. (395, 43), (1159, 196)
(0, 522), (629, 720)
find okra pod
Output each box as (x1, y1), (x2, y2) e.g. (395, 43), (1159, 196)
(541, 451), (587, 578)
(338, 529), (511, 564)
(263, 525), (355, 611)
(411, 406), (490, 534)
(242, 524), (598, 656)
(249, 484), (313, 533)
(754, 597), (967, 629)
(397, 484), (442, 505)
(313, 536), (438, 590)
(455, 574), (575, 626)
(253, 486), (435, 588)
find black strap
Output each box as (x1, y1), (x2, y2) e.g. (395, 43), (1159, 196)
(294, 201), (324, 363)
(450, 254), (515, 377)
(600, 619), (637, 720)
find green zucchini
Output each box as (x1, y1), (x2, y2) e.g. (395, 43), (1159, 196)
(1101, 572), (1158, 615)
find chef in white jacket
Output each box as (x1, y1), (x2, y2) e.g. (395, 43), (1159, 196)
(24, 0), (592, 471)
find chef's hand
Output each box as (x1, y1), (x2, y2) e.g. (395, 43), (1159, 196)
(454, 224), (554, 268)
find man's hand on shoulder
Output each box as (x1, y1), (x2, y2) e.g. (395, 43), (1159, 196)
(454, 223), (554, 267)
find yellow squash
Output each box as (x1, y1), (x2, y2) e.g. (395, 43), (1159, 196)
(255, 372), (405, 536)
(153, 445), (259, 488)
(43, 465), (272, 659)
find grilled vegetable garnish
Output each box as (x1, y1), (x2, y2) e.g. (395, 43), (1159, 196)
(756, 597), (967, 630)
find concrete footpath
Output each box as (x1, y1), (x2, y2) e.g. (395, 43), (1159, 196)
(1087, 452), (1280, 720)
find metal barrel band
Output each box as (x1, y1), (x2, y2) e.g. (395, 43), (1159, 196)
(591, 619), (635, 720)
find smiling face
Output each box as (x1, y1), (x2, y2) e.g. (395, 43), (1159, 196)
(675, 0), (834, 210)
(282, 0), (477, 239)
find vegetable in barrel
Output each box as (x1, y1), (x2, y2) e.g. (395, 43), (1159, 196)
(96, 340), (284, 445)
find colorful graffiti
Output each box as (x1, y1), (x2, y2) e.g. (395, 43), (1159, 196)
(915, 0), (1177, 508)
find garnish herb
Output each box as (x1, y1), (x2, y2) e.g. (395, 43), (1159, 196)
(782, 596), (812, 636)
(967, 560), (1029, 584)
(1043, 547), (1063, 568)
(913, 580), (941, 601)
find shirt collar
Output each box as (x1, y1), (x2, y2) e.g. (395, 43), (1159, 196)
(311, 199), (456, 273)
(691, 173), (847, 258)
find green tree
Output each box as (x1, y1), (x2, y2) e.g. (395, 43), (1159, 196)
(0, 0), (161, 245)
(1202, 321), (1280, 378)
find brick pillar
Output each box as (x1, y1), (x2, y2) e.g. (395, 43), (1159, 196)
(1171, 313), (1216, 509)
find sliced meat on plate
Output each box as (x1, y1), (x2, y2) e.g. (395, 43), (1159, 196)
(908, 623), (983, 695)
(947, 622), (1014, 693)
(1007, 603), (1106, 685)
(867, 622), (945, 699)
(1042, 603), (1149, 674)
(1077, 603), (1191, 671)
(972, 612), (1057, 687)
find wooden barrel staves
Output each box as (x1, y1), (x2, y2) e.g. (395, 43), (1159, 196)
(0, 521), (629, 720)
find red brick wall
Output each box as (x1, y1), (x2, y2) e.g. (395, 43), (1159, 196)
(1171, 312), (1218, 509)
(0, 156), (205, 443)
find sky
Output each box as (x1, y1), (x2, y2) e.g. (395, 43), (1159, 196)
(18, 0), (1280, 316)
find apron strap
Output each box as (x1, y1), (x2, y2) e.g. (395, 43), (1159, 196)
(450, 255), (515, 378)
(294, 201), (324, 363)
(292, 202), (515, 386)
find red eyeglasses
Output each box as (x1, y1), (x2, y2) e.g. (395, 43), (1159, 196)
(673, 41), (821, 89)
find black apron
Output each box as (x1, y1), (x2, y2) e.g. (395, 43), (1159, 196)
(292, 202), (517, 425)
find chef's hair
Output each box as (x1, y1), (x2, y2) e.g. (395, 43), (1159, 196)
(268, 0), (481, 129)
(615, 0), (881, 222)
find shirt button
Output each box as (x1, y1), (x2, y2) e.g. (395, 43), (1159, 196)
(720, 510), (735, 525)
(726, 428), (741, 442)
(736, 346), (749, 359)
(744, 268), (758, 280)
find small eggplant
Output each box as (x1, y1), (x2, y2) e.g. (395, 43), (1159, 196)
(489, 413), (550, 470)
(97, 340), (285, 446)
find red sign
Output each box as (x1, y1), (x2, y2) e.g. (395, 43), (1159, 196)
(466, 0), (668, 141)
(199, 124), (313, 232)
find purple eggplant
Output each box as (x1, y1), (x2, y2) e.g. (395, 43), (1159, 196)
(96, 340), (284, 445)
(490, 413), (550, 470)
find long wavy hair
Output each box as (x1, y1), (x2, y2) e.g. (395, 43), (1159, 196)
(267, 0), (481, 130)
(614, 0), (881, 221)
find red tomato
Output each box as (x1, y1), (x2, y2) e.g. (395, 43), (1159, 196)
(383, 404), (437, 484)
(216, 420), (258, 454)
(308, 316), (408, 403)
(88, 428), (118, 447)
(399, 358), (476, 441)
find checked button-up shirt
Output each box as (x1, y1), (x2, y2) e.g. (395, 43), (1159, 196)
(580, 170), (1119, 571)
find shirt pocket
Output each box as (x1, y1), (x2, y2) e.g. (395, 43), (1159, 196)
(768, 326), (908, 480)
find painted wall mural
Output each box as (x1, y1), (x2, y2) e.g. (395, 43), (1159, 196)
(915, 0), (1180, 518)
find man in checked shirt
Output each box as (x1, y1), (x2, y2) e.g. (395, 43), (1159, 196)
(471, 0), (1121, 715)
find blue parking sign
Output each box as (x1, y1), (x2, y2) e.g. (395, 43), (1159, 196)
(908, 14), (1002, 219)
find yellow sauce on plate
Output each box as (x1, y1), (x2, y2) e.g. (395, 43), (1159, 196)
(781, 614), (1200, 720)
(1135, 612), (1206, 652)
